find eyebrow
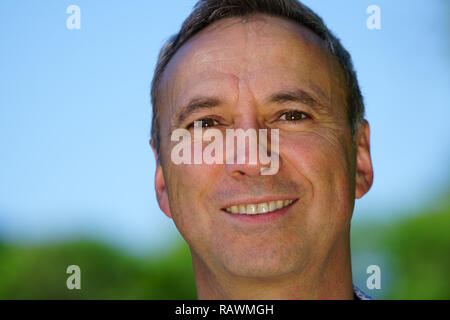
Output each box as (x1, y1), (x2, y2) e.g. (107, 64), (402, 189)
(266, 88), (329, 114)
(172, 96), (222, 128)
(171, 87), (329, 129)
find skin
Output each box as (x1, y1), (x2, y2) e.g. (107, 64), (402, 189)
(151, 14), (373, 299)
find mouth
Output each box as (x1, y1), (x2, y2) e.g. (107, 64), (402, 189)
(222, 199), (296, 215)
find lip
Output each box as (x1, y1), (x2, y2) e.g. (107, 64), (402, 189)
(220, 198), (298, 224)
(220, 196), (298, 211)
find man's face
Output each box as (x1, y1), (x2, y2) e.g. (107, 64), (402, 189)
(153, 15), (372, 279)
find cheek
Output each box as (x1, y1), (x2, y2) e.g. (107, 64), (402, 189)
(280, 131), (354, 223)
(163, 151), (221, 243)
(282, 132), (350, 181)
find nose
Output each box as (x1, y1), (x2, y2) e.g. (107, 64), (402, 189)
(224, 117), (275, 179)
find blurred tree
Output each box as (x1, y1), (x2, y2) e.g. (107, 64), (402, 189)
(382, 194), (450, 299)
(0, 240), (196, 299)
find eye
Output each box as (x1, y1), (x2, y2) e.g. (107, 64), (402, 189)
(187, 118), (219, 129)
(279, 110), (309, 121)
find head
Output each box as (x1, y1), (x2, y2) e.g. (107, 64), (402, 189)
(150, 0), (373, 287)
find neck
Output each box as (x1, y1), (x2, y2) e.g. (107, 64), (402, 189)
(191, 232), (354, 300)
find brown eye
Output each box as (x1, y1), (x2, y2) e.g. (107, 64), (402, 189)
(190, 118), (219, 129)
(202, 118), (218, 127)
(279, 110), (308, 121)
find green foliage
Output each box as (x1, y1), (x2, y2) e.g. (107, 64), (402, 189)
(0, 240), (196, 299)
(351, 195), (450, 299)
(382, 201), (450, 299)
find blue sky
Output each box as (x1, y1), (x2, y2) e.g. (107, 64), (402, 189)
(0, 0), (449, 252)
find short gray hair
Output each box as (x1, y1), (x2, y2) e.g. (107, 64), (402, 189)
(150, 0), (365, 158)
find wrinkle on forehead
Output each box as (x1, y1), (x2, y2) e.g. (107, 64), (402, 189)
(177, 15), (328, 70)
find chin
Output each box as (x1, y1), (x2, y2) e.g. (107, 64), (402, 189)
(219, 244), (310, 279)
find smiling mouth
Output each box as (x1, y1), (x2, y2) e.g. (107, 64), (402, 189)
(222, 199), (296, 215)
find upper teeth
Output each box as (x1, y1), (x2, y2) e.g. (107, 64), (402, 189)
(224, 200), (294, 215)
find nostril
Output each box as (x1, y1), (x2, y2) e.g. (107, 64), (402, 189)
(231, 170), (249, 178)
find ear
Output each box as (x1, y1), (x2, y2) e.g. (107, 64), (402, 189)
(355, 120), (374, 199)
(150, 139), (172, 219)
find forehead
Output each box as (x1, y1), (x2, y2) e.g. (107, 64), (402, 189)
(159, 14), (345, 122)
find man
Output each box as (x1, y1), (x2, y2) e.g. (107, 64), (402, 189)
(150, 0), (374, 300)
